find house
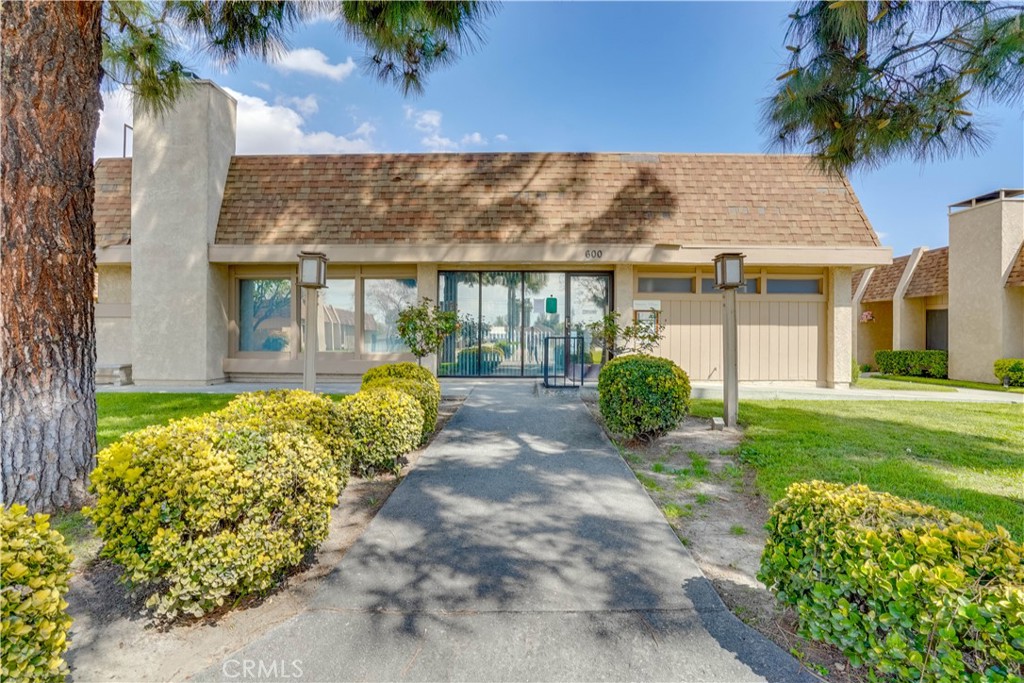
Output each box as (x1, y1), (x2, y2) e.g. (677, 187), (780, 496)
(93, 81), (889, 386)
(852, 189), (1024, 382)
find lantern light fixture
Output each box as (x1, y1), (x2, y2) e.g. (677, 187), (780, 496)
(298, 251), (328, 289)
(713, 252), (746, 290)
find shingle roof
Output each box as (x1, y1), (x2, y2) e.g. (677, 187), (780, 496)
(861, 254), (910, 303)
(94, 158), (131, 247)
(1007, 244), (1024, 287)
(905, 247), (948, 298)
(93, 153), (880, 248)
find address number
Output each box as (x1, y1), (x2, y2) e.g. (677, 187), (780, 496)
(584, 249), (604, 260)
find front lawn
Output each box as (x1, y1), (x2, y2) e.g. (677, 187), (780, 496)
(853, 377), (955, 392)
(875, 374), (1024, 394)
(96, 393), (237, 448)
(690, 399), (1024, 539)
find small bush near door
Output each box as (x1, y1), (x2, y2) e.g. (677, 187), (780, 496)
(86, 414), (340, 620)
(597, 354), (691, 440)
(1, 504), (74, 682)
(874, 349), (948, 378)
(362, 361), (440, 395)
(760, 481), (1024, 682)
(339, 387), (423, 476)
(994, 358), (1024, 387)
(363, 377), (439, 445)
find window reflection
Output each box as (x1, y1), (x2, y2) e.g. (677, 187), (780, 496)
(239, 278), (292, 352)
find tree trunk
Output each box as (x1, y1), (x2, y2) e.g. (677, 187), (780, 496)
(1, 1), (103, 512)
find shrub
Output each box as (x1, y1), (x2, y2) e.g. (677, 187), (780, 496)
(216, 390), (351, 483)
(994, 358), (1024, 387)
(851, 358), (861, 384)
(86, 415), (339, 619)
(338, 387), (423, 476)
(874, 349), (948, 378)
(860, 363), (873, 374)
(363, 377), (439, 445)
(1, 505), (74, 682)
(597, 354), (691, 440)
(493, 339), (514, 359)
(362, 361), (440, 396)
(760, 481), (1024, 682)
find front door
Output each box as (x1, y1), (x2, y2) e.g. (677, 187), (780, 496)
(567, 274), (612, 380)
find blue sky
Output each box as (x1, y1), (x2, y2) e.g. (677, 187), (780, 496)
(96, 1), (1023, 255)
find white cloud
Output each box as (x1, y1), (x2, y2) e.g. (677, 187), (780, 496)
(95, 86), (375, 157)
(253, 80), (271, 92)
(273, 48), (356, 82)
(404, 105), (443, 133)
(875, 231), (889, 243)
(421, 133), (457, 151)
(460, 132), (486, 146)
(95, 87), (134, 158)
(278, 94), (319, 117)
(495, 133), (509, 142)
(225, 88), (373, 154)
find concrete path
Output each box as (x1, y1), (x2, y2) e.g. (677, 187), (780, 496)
(197, 384), (812, 682)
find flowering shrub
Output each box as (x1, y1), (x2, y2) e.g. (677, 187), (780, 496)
(859, 310), (876, 323)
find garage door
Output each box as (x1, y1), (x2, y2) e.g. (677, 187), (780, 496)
(652, 298), (826, 382)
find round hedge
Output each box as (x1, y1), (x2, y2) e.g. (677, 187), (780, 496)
(1, 504), (74, 682)
(363, 377), (439, 445)
(597, 354), (691, 440)
(86, 415), (339, 619)
(216, 389), (352, 485)
(361, 362), (440, 396)
(338, 387), (423, 476)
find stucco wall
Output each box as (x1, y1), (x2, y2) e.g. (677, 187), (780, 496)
(856, 301), (892, 368)
(948, 199), (1024, 382)
(131, 82), (235, 384)
(96, 265), (132, 366)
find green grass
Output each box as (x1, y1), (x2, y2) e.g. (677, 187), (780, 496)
(96, 393), (237, 449)
(874, 374), (1024, 394)
(635, 473), (662, 492)
(854, 377), (955, 392)
(729, 524), (747, 536)
(690, 398), (1024, 539)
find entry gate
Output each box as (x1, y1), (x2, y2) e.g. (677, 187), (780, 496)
(542, 335), (586, 388)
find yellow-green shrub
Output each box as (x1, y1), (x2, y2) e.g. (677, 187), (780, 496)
(597, 354), (691, 440)
(760, 481), (1024, 682)
(85, 415), (339, 620)
(1, 505), (74, 683)
(363, 377), (439, 444)
(339, 388), (423, 476)
(216, 389), (352, 485)
(361, 362), (440, 396)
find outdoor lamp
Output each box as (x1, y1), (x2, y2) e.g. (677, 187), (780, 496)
(713, 252), (745, 290)
(298, 251), (328, 392)
(298, 251), (328, 289)
(714, 252), (745, 428)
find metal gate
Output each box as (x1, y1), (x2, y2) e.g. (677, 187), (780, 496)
(542, 335), (586, 388)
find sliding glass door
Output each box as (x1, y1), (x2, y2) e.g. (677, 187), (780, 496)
(439, 271), (611, 377)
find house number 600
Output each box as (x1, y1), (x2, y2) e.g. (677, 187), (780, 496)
(584, 249), (603, 259)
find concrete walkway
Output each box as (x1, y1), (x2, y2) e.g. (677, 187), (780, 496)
(198, 384), (812, 682)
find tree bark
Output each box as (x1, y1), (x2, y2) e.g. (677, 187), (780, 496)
(1, 1), (103, 512)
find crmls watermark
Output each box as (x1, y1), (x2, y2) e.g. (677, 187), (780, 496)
(222, 659), (303, 679)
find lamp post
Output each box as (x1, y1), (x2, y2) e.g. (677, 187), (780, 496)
(298, 251), (328, 392)
(713, 252), (745, 427)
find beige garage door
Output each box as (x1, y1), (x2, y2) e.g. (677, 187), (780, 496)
(653, 298), (825, 382)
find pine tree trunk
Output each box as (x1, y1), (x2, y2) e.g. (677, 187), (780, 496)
(1, 1), (104, 512)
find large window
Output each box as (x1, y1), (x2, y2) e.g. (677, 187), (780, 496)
(239, 278), (292, 352)
(765, 278), (821, 295)
(319, 278), (356, 352)
(363, 278), (417, 353)
(638, 277), (694, 294)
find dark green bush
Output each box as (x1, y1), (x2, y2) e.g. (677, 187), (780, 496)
(1, 504), (74, 681)
(457, 345), (502, 373)
(760, 481), (1024, 682)
(994, 358), (1024, 387)
(860, 363), (873, 374)
(363, 377), (439, 445)
(597, 354), (691, 440)
(874, 350), (948, 378)
(493, 339), (514, 359)
(338, 387), (423, 476)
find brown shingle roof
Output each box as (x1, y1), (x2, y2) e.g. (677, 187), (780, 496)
(861, 254), (910, 302)
(92, 153), (880, 248)
(905, 247), (948, 298)
(94, 158), (131, 247)
(212, 153), (878, 247)
(1007, 244), (1024, 287)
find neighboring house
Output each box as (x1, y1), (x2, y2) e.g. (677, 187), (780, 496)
(853, 189), (1024, 383)
(93, 81), (889, 386)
